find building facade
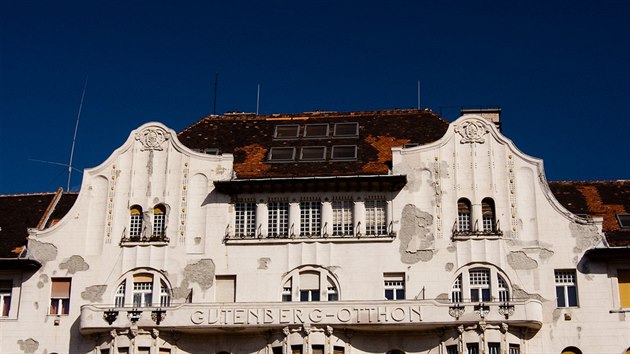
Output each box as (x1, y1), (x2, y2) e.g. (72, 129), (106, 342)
(1, 110), (629, 354)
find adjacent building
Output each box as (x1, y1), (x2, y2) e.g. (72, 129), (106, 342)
(0, 109), (628, 354)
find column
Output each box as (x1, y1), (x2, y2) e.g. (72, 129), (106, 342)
(321, 200), (332, 237)
(256, 200), (267, 238)
(289, 200), (300, 237)
(354, 200), (365, 236)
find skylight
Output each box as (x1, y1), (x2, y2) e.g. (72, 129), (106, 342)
(333, 123), (359, 137)
(275, 125), (300, 139)
(269, 147), (296, 161)
(617, 214), (630, 229)
(331, 145), (357, 160)
(304, 124), (328, 138)
(300, 146), (326, 160)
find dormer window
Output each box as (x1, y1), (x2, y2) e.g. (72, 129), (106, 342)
(333, 122), (359, 137)
(617, 214), (630, 229)
(300, 146), (326, 160)
(304, 124), (328, 138)
(269, 147), (296, 161)
(274, 125), (300, 139)
(331, 145), (357, 160)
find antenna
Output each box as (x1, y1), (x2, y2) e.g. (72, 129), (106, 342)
(213, 72), (218, 114)
(256, 84), (260, 115)
(417, 80), (421, 109)
(67, 76), (88, 191)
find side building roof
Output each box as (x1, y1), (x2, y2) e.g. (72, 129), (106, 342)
(549, 180), (630, 247)
(0, 188), (77, 259)
(177, 109), (449, 179)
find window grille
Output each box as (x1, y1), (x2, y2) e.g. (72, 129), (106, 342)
(129, 205), (143, 238)
(268, 202), (289, 237)
(114, 281), (126, 308)
(365, 200), (386, 236)
(457, 199), (471, 232)
(153, 205), (166, 237)
(235, 202), (256, 237)
(469, 269), (491, 302)
(300, 201), (321, 236)
(498, 275), (510, 302)
(332, 200), (353, 236)
(451, 275), (462, 303)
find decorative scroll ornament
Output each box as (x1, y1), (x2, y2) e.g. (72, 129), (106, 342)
(136, 127), (169, 151)
(456, 120), (489, 144)
(449, 304), (466, 319)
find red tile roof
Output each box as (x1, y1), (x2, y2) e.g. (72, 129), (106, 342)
(549, 180), (630, 247)
(0, 189), (77, 258)
(177, 109), (449, 179)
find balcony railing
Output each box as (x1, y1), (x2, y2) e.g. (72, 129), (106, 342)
(452, 220), (503, 240)
(80, 299), (542, 334)
(120, 227), (170, 245)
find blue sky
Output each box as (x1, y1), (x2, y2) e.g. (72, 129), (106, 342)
(1, 1), (629, 194)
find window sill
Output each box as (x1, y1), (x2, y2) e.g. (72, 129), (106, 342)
(120, 237), (170, 247)
(452, 231), (503, 240)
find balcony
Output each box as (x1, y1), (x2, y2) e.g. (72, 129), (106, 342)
(452, 220), (503, 241)
(120, 230), (170, 246)
(80, 299), (542, 334)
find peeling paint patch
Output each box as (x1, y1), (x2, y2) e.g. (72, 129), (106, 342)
(172, 281), (193, 300)
(28, 240), (57, 266)
(538, 248), (554, 260)
(81, 285), (107, 302)
(507, 251), (538, 270)
(445, 263), (454, 271)
(512, 285), (545, 302)
(59, 255), (90, 274)
(569, 222), (600, 253)
(37, 274), (49, 289)
(398, 204), (435, 264)
(17, 338), (39, 354)
(183, 259), (215, 291)
(258, 258), (271, 270)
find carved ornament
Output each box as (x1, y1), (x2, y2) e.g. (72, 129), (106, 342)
(456, 120), (489, 144)
(136, 127), (169, 151)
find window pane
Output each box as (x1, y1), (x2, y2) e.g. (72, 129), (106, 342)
(331, 145), (357, 160)
(269, 147), (295, 161)
(619, 270), (630, 307)
(334, 122), (358, 136)
(567, 286), (577, 307)
(275, 125), (299, 138)
(304, 124), (328, 137)
(385, 289), (394, 300)
(556, 286), (566, 307)
(301, 146), (326, 160)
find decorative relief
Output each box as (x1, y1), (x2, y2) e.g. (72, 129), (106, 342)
(433, 157), (443, 238)
(508, 155), (519, 238)
(136, 127), (169, 151)
(456, 120), (489, 144)
(105, 165), (118, 243)
(179, 159), (190, 244)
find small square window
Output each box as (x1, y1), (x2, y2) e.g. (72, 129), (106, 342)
(555, 270), (578, 307)
(333, 122), (359, 137)
(304, 124), (328, 137)
(617, 214), (630, 229)
(269, 147), (296, 161)
(384, 273), (405, 300)
(300, 146), (326, 160)
(275, 125), (300, 139)
(331, 145), (357, 160)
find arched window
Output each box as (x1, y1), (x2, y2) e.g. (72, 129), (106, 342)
(481, 198), (496, 232)
(281, 266), (340, 302)
(450, 265), (512, 303)
(129, 205), (143, 238)
(457, 198), (472, 232)
(153, 204), (166, 237)
(113, 270), (171, 308)
(561, 347), (582, 354)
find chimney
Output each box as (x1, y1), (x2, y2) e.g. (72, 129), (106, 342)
(460, 108), (501, 131)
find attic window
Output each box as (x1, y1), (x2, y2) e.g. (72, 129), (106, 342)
(617, 214), (630, 229)
(301, 146), (326, 160)
(269, 147), (296, 161)
(333, 123), (359, 137)
(304, 124), (328, 138)
(331, 145), (357, 160)
(275, 125), (300, 139)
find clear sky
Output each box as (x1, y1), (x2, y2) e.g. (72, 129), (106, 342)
(1, 1), (629, 194)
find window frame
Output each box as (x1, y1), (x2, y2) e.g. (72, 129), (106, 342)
(331, 145), (357, 160)
(0, 279), (12, 317)
(384, 273), (405, 300)
(234, 201), (257, 238)
(129, 205), (144, 238)
(618, 269), (630, 308)
(153, 204), (166, 238)
(268, 201), (289, 237)
(268, 147), (296, 161)
(300, 201), (321, 236)
(456, 198), (472, 233)
(555, 270), (578, 308)
(281, 266), (340, 302)
(274, 124), (300, 139)
(113, 270), (172, 308)
(365, 199), (387, 236)
(333, 122), (359, 137)
(332, 200), (354, 237)
(300, 146), (327, 161)
(450, 266), (511, 304)
(304, 124), (329, 138)
(50, 278), (71, 315)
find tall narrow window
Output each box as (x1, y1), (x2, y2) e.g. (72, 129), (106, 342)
(555, 270), (578, 307)
(498, 275), (510, 302)
(129, 205), (143, 238)
(508, 344), (520, 354)
(384, 273), (405, 300)
(235, 202), (256, 237)
(457, 198), (472, 232)
(467, 343), (479, 354)
(332, 200), (353, 236)
(268, 202), (289, 237)
(488, 343), (501, 354)
(132, 273), (154, 307)
(300, 201), (321, 236)
(282, 279), (292, 302)
(451, 275), (462, 303)
(114, 281), (126, 307)
(0, 280), (11, 317)
(446, 346), (458, 354)
(327, 277), (338, 301)
(153, 204), (166, 237)
(482, 198), (496, 232)
(299, 271), (320, 301)
(50, 278), (71, 315)
(469, 269), (491, 302)
(160, 282), (171, 307)
(365, 199), (386, 236)
(618, 269), (630, 307)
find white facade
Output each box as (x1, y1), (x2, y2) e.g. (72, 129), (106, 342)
(1, 114), (628, 354)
